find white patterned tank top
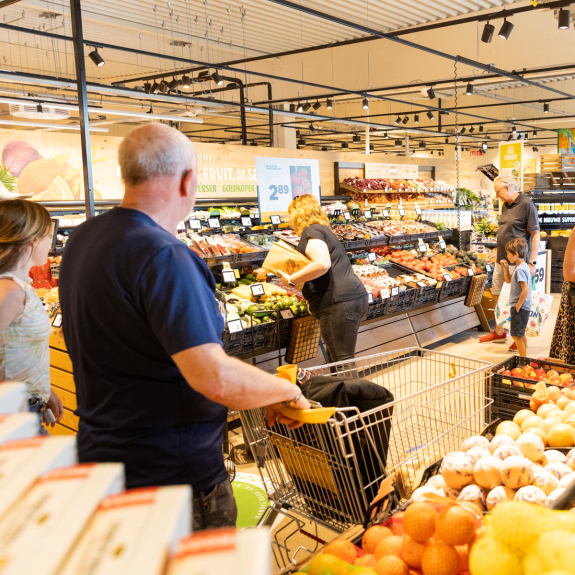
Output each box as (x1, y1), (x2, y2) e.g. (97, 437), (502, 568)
(0, 272), (52, 400)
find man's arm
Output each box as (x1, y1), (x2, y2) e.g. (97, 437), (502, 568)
(172, 343), (310, 428)
(529, 230), (540, 276)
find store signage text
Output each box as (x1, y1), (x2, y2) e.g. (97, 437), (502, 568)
(197, 154), (258, 195)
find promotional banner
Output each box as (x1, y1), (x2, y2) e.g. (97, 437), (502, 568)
(499, 141), (523, 187)
(365, 163), (419, 180)
(558, 128), (575, 153)
(255, 157), (321, 223)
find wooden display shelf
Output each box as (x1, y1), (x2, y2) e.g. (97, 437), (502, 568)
(340, 182), (453, 195)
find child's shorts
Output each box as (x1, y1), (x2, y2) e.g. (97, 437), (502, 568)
(510, 307), (530, 338)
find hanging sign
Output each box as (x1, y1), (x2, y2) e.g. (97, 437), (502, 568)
(499, 141), (523, 188)
(255, 157), (321, 224)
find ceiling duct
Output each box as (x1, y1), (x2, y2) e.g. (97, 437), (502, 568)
(9, 103), (70, 120)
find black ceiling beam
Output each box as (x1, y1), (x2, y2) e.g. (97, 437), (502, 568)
(0, 0), (23, 6)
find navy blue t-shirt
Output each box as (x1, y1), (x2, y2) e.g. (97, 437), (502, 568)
(59, 207), (227, 492)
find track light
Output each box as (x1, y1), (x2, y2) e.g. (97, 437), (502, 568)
(289, 103), (296, 113)
(544, 102), (550, 113)
(296, 102), (303, 113)
(482, 143), (488, 150)
(419, 141), (426, 149)
(326, 99), (333, 109)
(168, 77), (179, 91)
(362, 98), (369, 110)
(430, 151), (434, 155)
(353, 134), (361, 143)
(151, 81), (159, 94)
(302, 102), (312, 112)
(370, 144), (374, 151)
(427, 111), (434, 120)
(144, 83), (152, 94)
(342, 142), (348, 149)
(426, 87), (436, 100)
(313, 100), (321, 111)
(479, 125), (484, 133)
(465, 83), (473, 96)
(481, 21), (495, 43)
(507, 134), (513, 141)
(211, 71), (224, 86)
(384, 132), (389, 139)
(533, 130), (538, 137)
(36, 103), (43, 114)
(414, 114), (419, 124)
(469, 126), (475, 134)
(182, 75), (191, 89)
(309, 123), (315, 131)
(498, 18), (514, 40)
(321, 147), (327, 151)
(559, 8), (571, 29)
(88, 47), (105, 67)
(512, 124), (517, 133)
(460, 127), (467, 135)
(402, 116), (409, 124)
(445, 138), (449, 144)
(395, 139), (402, 147)
(159, 80), (168, 93)
(298, 139), (306, 146)
(394, 116), (401, 125)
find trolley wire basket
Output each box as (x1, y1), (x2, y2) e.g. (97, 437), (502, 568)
(240, 348), (493, 536)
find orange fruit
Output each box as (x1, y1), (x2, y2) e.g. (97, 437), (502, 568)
(403, 502), (437, 543)
(355, 554), (376, 567)
(435, 505), (475, 546)
(547, 386), (562, 402)
(557, 396), (572, 410)
(374, 535), (403, 561)
(374, 555), (409, 575)
(455, 544), (469, 572)
(361, 525), (393, 554)
(421, 542), (460, 575)
(457, 501), (483, 518)
(307, 553), (350, 575)
(324, 539), (357, 564)
(400, 535), (429, 569)
(548, 423), (575, 447)
(389, 512), (405, 536)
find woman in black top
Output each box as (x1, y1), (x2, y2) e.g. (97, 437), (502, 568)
(275, 194), (368, 363)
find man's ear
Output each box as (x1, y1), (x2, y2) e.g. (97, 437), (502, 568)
(180, 169), (195, 198)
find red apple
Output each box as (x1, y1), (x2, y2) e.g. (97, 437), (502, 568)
(537, 374), (548, 381)
(511, 368), (524, 376)
(501, 370), (512, 376)
(535, 369), (547, 377)
(547, 370), (559, 378)
(548, 376), (562, 385)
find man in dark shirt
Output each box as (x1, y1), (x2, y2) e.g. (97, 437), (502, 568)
(479, 174), (540, 350)
(59, 124), (308, 530)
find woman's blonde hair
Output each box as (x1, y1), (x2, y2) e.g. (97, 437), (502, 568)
(0, 199), (51, 274)
(288, 194), (329, 235)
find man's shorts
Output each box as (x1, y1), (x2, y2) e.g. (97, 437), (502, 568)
(491, 262), (516, 296)
(510, 307), (530, 338)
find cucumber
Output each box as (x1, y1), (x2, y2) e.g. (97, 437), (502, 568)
(245, 274), (257, 282)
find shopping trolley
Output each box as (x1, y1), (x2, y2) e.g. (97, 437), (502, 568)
(240, 347), (493, 571)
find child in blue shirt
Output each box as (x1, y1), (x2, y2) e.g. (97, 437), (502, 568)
(501, 238), (532, 357)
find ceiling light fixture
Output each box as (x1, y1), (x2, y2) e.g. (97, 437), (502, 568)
(544, 102), (550, 113)
(445, 138), (449, 144)
(296, 102), (303, 113)
(482, 143), (488, 150)
(313, 100), (321, 111)
(402, 116), (409, 124)
(414, 114), (419, 124)
(0, 119), (108, 132)
(159, 80), (168, 93)
(430, 151), (434, 155)
(426, 87), (436, 100)
(419, 141), (426, 149)
(395, 139), (403, 147)
(533, 130), (538, 137)
(370, 144), (374, 152)
(353, 134), (361, 143)
(289, 103), (296, 113)
(512, 124), (517, 133)
(465, 83), (474, 95)
(182, 75), (191, 89)
(507, 134), (513, 141)
(342, 142), (349, 149)
(302, 102), (312, 112)
(36, 103), (43, 114)
(298, 139), (306, 146)
(144, 83), (152, 94)
(384, 132), (389, 139)
(321, 147), (327, 151)
(498, 18), (514, 40)
(460, 127), (467, 135)
(168, 77), (179, 91)
(362, 98), (369, 110)
(479, 125), (484, 133)
(481, 21), (495, 43)
(88, 47), (105, 67)
(559, 8), (571, 29)
(211, 70), (224, 86)
(326, 99), (333, 109)
(394, 116), (401, 125)
(151, 81), (159, 94)
(469, 126), (475, 134)
(427, 111), (434, 120)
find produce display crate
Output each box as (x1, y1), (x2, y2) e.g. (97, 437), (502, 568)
(341, 239), (369, 250)
(366, 297), (385, 320)
(381, 265), (417, 315)
(523, 173), (537, 193)
(490, 404), (517, 422)
(222, 321), (277, 357)
(413, 283), (440, 307)
(551, 265), (564, 282)
(366, 235), (389, 248)
(440, 265), (471, 300)
(540, 154), (563, 173)
(285, 315), (322, 363)
(278, 318), (293, 349)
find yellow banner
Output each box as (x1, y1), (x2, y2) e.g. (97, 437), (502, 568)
(499, 141), (523, 185)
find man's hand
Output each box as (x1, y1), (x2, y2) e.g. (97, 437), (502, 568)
(275, 270), (291, 287)
(46, 389), (64, 427)
(529, 263), (536, 276)
(516, 303), (522, 313)
(265, 395), (310, 430)
(486, 250), (497, 263)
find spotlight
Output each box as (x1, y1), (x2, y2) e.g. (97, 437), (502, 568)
(394, 116), (401, 125)
(445, 138), (449, 144)
(426, 87), (436, 99)
(479, 125), (484, 133)
(298, 139), (306, 146)
(370, 144), (374, 151)
(302, 102), (312, 112)
(461, 127), (467, 135)
(512, 124), (517, 133)
(88, 47), (105, 67)
(414, 114), (419, 124)
(498, 18), (514, 40)
(36, 103), (43, 114)
(482, 143), (488, 150)
(544, 103), (550, 113)
(427, 110), (434, 120)
(419, 141), (426, 149)
(430, 151), (434, 155)
(342, 142), (349, 149)
(469, 126), (475, 134)
(159, 80), (168, 93)
(507, 134), (513, 141)
(211, 70), (224, 85)
(395, 139), (403, 147)
(182, 75), (191, 89)
(465, 83), (474, 95)
(296, 102), (303, 113)
(481, 21), (495, 43)
(309, 123), (315, 131)
(384, 132), (389, 139)
(289, 103), (296, 113)
(362, 98), (369, 110)
(326, 99), (333, 109)
(533, 130), (538, 137)
(151, 81), (159, 94)
(353, 134), (361, 143)
(517, 134), (522, 140)
(402, 116), (409, 124)
(313, 100), (321, 111)
(168, 77), (179, 91)
(559, 8), (571, 29)
(321, 147), (327, 151)
(144, 83), (152, 94)
(250, 142), (257, 146)
(533, 146), (539, 152)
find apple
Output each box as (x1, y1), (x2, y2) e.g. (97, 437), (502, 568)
(501, 370), (512, 376)
(511, 368), (524, 376)
(537, 374), (548, 381)
(548, 376), (562, 385)
(535, 369), (547, 377)
(525, 383), (537, 389)
(547, 370), (559, 378)
(559, 373), (574, 382)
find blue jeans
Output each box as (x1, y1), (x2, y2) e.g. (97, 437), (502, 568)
(311, 294), (369, 364)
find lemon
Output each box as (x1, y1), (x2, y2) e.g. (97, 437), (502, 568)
(490, 502), (545, 555)
(469, 536), (521, 575)
(533, 530), (575, 572)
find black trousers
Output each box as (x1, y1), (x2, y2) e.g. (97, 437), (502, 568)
(311, 294), (369, 364)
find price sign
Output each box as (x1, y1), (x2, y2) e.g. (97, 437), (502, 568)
(222, 270), (236, 283)
(52, 313), (63, 328)
(189, 218), (202, 230)
(333, 209), (341, 216)
(436, 281), (443, 289)
(486, 263), (492, 272)
(398, 206), (406, 217)
(241, 216), (252, 228)
(344, 212), (351, 221)
(352, 208), (359, 217)
(177, 221), (186, 232)
(443, 273), (453, 282)
(368, 252), (376, 262)
(228, 319), (243, 334)
(417, 281), (427, 287)
(234, 268), (241, 279)
(438, 238), (446, 250)
(280, 309), (294, 319)
(381, 288), (390, 299)
(250, 283), (265, 298)
(414, 204), (422, 216)
(468, 268), (475, 277)
(368, 293), (374, 304)
(364, 210), (372, 219)
(270, 215), (281, 226)
(391, 286), (399, 296)
(381, 209), (389, 217)
(208, 218), (220, 229)
(418, 240), (427, 253)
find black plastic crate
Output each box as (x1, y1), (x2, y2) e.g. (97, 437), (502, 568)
(492, 387), (534, 412)
(490, 404), (517, 422)
(278, 318), (293, 349)
(223, 321), (277, 357)
(413, 283), (440, 307)
(342, 239), (369, 250)
(439, 266), (469, 300)
(551, 266), (564, 281)
(383, 286), (416, 315)
(366, 297), (385, 320)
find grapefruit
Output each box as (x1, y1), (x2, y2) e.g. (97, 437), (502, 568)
(496, 421), (520, 435)
(548, 423), (575, 447)
(547, 386), (562, 402)
(435, 505), (475, 546)
(421, 542), (460, 575)
(523, 426), (549, 446)
(539, 417), (563, 435)
(521, 415), (544, 432)
(361, 525), (393, 554)
(557, 396), (572, 410)
(374, 535), (403, 561)
(537, 403), (560, 419)
(513, 409), (534, 427)
(324, 539), (357, 564)
(403, 502), (437, 543)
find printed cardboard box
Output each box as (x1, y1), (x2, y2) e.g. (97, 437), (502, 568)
(0, 462), (124, 575)
(0, 413), (39, 444)
(166, 528), (271, 575)
(0, 383), (27, 414)
(58, 485), (191, 575)
(0, 435), (77, 518)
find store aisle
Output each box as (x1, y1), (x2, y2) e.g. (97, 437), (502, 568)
(427, 294), (562, 363)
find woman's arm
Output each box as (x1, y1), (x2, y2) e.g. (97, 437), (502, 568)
(288, 239), (331, 284)
(564, 232), (575, 282)
(0, 280), (25, 333)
